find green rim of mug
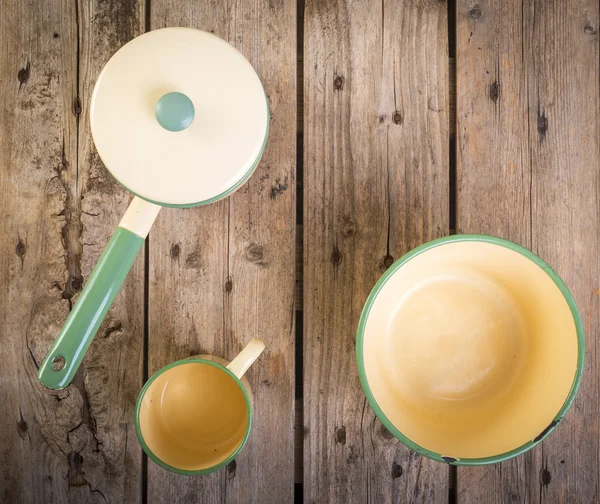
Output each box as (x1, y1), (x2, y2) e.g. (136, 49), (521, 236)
(356, 234), (585, 466)
(134, 358), (253, 475)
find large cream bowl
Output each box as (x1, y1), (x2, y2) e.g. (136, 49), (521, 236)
(357, 235), (584, 465)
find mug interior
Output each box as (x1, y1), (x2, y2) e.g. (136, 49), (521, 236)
(360, 237), (581, 461)
(137, 360), (250, 473)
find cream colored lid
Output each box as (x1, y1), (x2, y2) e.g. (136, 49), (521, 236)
(90, 28), (269, 207)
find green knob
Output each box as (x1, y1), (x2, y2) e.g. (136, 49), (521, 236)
(155, 92), (195, 132)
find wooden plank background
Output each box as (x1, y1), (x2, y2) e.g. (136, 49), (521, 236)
(456, 0), (600, 502)
(1, 0), (599, 502)
(0, 0), (296, 503)
(303, 0), (449, 502)
(146, 1), (296, 503)
(0, 0), (145, 502)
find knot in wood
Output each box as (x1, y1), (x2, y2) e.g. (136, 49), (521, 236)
(16, 240), (26, 257)
(490, 81), (500, 103)
(469, 6), (482, 19)
(331, 246), (342, 267)
(540, 468), (551, 486)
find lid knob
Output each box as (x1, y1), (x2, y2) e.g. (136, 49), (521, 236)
(155, 92), (195, 132)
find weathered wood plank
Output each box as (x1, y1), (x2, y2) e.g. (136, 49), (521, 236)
(76, 1), (146, 503)
(0, 0), (144, 503)
(303, 1), (449, 502)
(456, 1), (600, 502)
(0, 2), (78, 501)
(147, 1), (296, 503)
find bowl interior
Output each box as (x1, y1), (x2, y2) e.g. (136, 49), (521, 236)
(362, 240), (579, 460)
(138, 362), (249, 471)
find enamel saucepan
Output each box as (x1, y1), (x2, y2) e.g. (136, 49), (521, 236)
(38, 27), (269, 389)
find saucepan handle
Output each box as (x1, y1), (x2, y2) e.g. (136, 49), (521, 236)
(37, 197), (161, 390)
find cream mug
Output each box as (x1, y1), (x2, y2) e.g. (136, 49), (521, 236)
(357, 235), (584, 465)
(135, 338), (265, 474)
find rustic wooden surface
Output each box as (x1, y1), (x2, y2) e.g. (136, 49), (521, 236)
(456, 0), (600, 502)
(146, 1), (296, 503)
(1, 0), (599, 502)
(0, 0), (144, 502)
(303, 0), (449, 503)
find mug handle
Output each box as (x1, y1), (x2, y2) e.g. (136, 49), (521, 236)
(227, 339), (265, 379)
(37, 196), (161, 390)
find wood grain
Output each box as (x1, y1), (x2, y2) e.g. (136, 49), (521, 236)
(76, 1), (146, 503)
(303, 0), (449, 502)
(456, 0), (600, 502)
(0, 0), (144, 503)
(147, 1), (296, 503)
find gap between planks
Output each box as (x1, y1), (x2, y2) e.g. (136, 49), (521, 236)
(294, 0), (305, 499)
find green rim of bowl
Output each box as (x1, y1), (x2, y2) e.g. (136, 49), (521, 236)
(134, 358), (252, 475)
(356, 234), (585, 466)
(95, 89), (270, 209)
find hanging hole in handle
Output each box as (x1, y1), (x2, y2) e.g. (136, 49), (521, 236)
(52, 356), (65, 371)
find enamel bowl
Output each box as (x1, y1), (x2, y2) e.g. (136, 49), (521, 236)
(357, 235), (584, 465)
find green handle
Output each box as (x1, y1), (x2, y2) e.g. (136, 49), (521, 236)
(38, 227), (145, 389)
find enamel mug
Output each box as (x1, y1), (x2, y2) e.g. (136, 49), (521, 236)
(357, 235), (584, 465)
(37, 28), (269, 389)
(135, 338), (265, 475)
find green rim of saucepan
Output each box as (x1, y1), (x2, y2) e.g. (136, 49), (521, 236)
(105, 90), (270, 209)
(356, 234), (585, 466)
(134, 358), (253, 476)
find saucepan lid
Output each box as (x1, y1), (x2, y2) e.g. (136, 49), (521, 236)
(90, 27), (269, 207)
